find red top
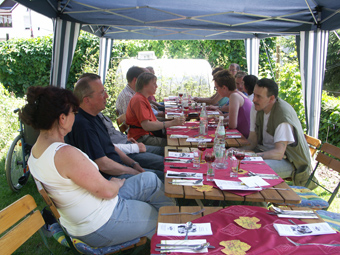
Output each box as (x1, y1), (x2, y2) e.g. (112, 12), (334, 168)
(126, 92), (158, 140)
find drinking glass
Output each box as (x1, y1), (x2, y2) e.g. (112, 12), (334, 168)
(234, 150), (245, 172)
(197, 141), (207, 163)
(205, 151), (216, 181)
(192, 149), (200, 168)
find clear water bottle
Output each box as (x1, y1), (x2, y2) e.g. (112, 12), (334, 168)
(215, 116), (226, 145)
(214, 116), (226, 168)
(199, 103), (208, 135)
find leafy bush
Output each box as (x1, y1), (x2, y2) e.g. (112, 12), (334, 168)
(0, 83), (25, 155)
(319, 92), (340, 147)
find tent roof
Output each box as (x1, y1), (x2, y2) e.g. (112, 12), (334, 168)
(14, 0), (340, 39)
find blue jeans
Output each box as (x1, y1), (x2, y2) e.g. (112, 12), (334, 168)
(72, 172), (175, 247)
(129, 146), (164, 171)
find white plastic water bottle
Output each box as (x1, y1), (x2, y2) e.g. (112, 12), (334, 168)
(199, 103), (208, 135)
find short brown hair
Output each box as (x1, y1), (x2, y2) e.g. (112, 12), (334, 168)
(213, 70), (236, 91)
(135, 72), (157, 92)
(74, 73), (101, 103)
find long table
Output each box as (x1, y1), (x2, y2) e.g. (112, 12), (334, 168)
(151, 206), (330, 255)
(164, 146), (301, 205)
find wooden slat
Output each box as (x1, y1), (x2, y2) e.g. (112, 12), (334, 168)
(274, 182), (301, 204)
(183, 186), (205, 200)
(201, 187), (224, 200)
(164, 179), (185, 198)
(158, 206), (223, 224)
(158, 206), (182, 223)
(34, 178), (60, 219)
(0, 195), (37, 234)
(244, 191), (265, 202)
(0, 210), (45, 255)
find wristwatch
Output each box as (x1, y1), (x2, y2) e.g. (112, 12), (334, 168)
(130, 161), (139, 168)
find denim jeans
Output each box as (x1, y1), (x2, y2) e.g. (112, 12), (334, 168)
(71, 172), (175, 247)
(128, 145), (164, 171)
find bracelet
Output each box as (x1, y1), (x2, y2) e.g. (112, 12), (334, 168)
(131, 161), (139, 168)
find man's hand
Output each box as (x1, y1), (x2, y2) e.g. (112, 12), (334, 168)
(127, 137), (137, 143)
(137, 143), (146, 153)
(132, 162), (145, 173)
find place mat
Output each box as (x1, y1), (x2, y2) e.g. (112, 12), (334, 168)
(151, 205), (340, 255)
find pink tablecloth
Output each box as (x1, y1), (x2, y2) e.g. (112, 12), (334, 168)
(165, 148), (284, 196)
(166, 121), (240, 141)
(151, 205), (340, 255)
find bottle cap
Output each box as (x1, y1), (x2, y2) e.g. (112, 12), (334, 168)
(219, 116), (224, 120)
(202, 103), (206, 106)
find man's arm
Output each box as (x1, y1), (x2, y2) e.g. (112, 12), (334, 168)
(94, 156), (142, 176)
(114, 146), (145, 173)
(257, 141), (288, 160)
(242, 131), (258, 151)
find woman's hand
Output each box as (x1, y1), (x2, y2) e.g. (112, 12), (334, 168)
(109, 177), (125, 189)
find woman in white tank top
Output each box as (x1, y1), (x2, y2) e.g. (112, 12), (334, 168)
(20, 85), (174, 247)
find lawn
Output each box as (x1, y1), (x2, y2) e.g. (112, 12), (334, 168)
(0, 86), (339, 255)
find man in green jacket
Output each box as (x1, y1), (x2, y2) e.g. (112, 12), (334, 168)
(244, 78), (312, 186)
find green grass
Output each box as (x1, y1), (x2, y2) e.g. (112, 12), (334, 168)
(1, 85), (339, 254)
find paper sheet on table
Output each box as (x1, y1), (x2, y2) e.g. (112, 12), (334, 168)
(170, 134), (189, 138)
(168, 152), (194, 158)
(207, 111), (220, 115)
(169, 126), (187, 129)
(242, 157), (264, 162)
(214, 179), (262, 191)
(186, 138), (212, 142)
(157, 223), (213, 236)
(239, 176), (270, 187)
(226, 135), (242, 138)
(168, 96), (178, 100)
(158, 239), (208, 253)
(167, 112), (183, 116)
(274, 222), (336, 236)
(169, 179), (203, 186)
(166, 170), (203, 179)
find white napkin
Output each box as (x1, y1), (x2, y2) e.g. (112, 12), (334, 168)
(158, 239), (208, 253)
(186, 138), (212, 142)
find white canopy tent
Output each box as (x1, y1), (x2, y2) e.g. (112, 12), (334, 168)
(13, 0), (340, 137)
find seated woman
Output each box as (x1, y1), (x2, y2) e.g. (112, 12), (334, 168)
(213, 70), (252, 138)
(243, 74), (258, 102)
(126, 72), (185, 147)
(193, 67), (229, 107)
(20, 86), (174, 248)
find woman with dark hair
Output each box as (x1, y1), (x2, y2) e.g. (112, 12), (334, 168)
(21, 86), (174, 248)
(213, 70), (252, 138)
(126, 72), (185, 147)
(243, 74), (258, 102)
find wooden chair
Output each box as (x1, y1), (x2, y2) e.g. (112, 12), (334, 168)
(305, 134), (322, 157)
(0, 194), (51, 255)
(34, 178), (147, 254)
(287, 143), (340, 210)
(117, 113), (129, 134)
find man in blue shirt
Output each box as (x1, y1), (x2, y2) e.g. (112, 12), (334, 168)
(66, 73), (164, 180)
